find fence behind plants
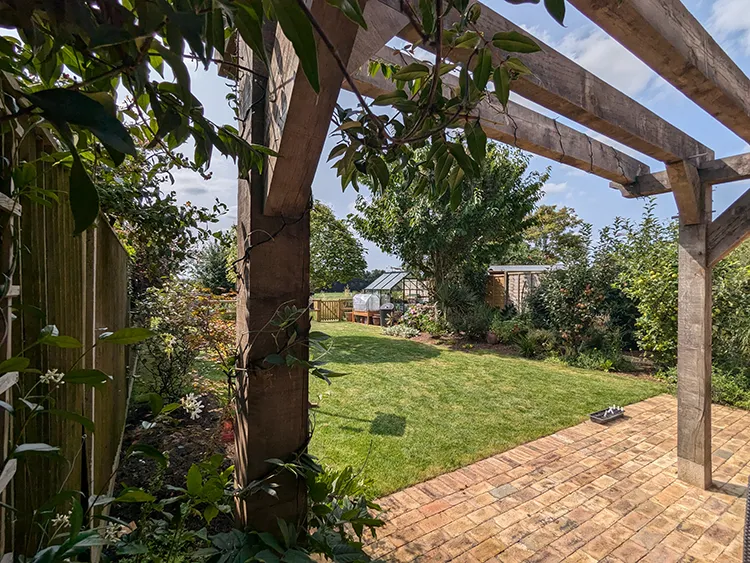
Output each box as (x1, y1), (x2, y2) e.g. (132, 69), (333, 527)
(1, 124), (131, 555)
(312, 299), (352, 322)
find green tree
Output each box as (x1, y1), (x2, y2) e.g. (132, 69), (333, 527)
(310, 202), (367, 291)
(350, 143), (546, 295)
(194, 233), (234, 294)
(506, 205), (588, 264)
(98, 153), (226, 299)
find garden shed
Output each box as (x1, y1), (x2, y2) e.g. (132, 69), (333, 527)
(486, 264), (560, 310)
(362, 270), (430, 305)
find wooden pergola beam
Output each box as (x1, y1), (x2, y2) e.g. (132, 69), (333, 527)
(375, 0), (709, 164)
(569, 0), (750, 146)
(708, 188), (750, 267)
(263, 0), (407, 216)
(611, 152), (750, 197)
(348, 48), (651, 186)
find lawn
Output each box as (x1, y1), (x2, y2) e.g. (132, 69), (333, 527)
(309, 321), (665, 497)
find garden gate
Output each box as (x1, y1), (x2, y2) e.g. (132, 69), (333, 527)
(229, 0), (750, 530)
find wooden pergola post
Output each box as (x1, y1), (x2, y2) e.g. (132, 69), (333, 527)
(234, 37), (311, 532)
(669, 162), (713, 489)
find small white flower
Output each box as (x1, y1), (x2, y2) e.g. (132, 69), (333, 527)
(180, 393), (204, 420)
(40, 369), (65, 385)
(101, 522), (126, 542)
(51, 509), (71, 528)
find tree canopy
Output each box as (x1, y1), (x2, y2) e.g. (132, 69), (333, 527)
(505, 205), (589, 265)
(350, 142), (547, 294)
(310, 202), (367, 291)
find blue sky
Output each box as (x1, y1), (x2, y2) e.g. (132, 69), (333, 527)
(173, 0), (750, 270)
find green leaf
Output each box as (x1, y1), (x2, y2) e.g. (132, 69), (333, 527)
(368, 155), (390, 190)
(326, 0), (367, 28)
(47, 409), (95, 433)
(65, 369), (112, 388)
(203, 504), (219, 525)
(392, 63), (430, 81)
(454, 31), (480, 50)
(505, 57), (532, 76)
(473, 48), (492, 90)
(40, 333), (83, 348)
(187, 464), (203, 496)
(372, 90), (408, 106)
(116, 488), (155, 503)
(493, 66), (511, 107)
(447, 142), (478, 177)
(69, 155), (100, 235)
(464, 121), (487, 163)
(99, 327), (154, 345)
(70, 499), (84, 538)
(265, 354), (285, 366)
(418, 0), (436, 35)
(25, 89), (136, 156)
(128, 444), (167, 468)
(12, 443), (60, 457)
(235, 1), (268, 67)
(0, 400), (13, 414)
(137, 392), (164, 415)
(492, 31), (541, 54)
(0, 357), (29, 373)
(544, 0), (566, 25)
(154, 44), (192, 107)
(271, 0), (319, 92)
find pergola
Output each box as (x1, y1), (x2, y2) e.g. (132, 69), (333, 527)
(230, 0), (750, 530)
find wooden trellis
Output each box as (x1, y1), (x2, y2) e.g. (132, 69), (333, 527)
(231, 0), (750, 527)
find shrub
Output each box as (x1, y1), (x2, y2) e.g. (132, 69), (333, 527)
(136, 282), (235, 401)
(491, 318), (529, 345)
(569, 348), (632, 373)
(402, 303), (444, 334)
(382, 325), (420, 338)
(456, 302), (495, 340)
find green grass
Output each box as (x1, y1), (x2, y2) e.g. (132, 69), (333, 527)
(313, 292), (350, 300)
(309, 322), (665, 497)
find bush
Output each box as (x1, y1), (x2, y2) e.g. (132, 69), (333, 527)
(137, 281), (205, 400)
(402, 303), (446, 335)
(569, 348), (632, 373)
(136, 282), (235, 401)
(382, 325), (420, 338)
(490, 318), (529, 345)
(456, 302), (495, 341)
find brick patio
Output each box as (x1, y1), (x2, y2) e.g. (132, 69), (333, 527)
(367, 395), (750, 562)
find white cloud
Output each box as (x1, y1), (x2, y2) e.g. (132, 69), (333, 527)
(556, 29), (657, 97)
(709, 0), (750, 55)
(543, 181), (568, 194)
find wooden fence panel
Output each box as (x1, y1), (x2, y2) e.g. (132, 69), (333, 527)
(3, 130), (130, 554)
(92, 223), (130, 498)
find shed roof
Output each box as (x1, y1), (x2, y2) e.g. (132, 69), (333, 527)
(364, 270), (409, 291)
(488, 264), (562, 274)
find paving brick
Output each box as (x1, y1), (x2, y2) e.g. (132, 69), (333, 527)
(365, 396), (747, 562)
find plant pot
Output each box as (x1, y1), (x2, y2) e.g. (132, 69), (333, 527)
(589, 408), (624, 424)
(487, 331), (498, 345)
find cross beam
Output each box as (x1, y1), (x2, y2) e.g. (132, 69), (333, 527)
(569, 0), (750, 147)
(708, 188), (750, 267)
(611, 152), (750, 197)
(348, 48), (651, 186)
(376, 0), (709, 165)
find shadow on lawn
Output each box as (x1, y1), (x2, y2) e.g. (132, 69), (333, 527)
(330, 335), (440, 364)
(315, 409), (407, 436)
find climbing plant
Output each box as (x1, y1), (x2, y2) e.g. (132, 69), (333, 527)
(0, 0), (565, 235)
